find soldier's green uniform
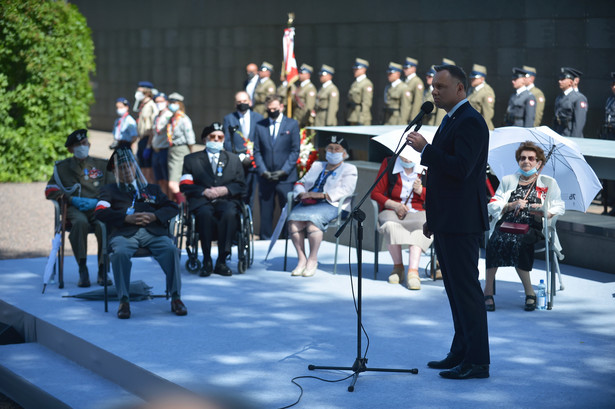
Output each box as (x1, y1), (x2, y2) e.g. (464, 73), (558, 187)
(403, 57), (425, 121)
(346, 58), (373, 125)
(467, 64), (496, 130)
(383, 62), (410, 125)
(292, 64), (317, 128)
(253, 62), (277, 116)
(314, 64), (339, 126)
(423, 66), (447, 126)
(523, 66), (546, 127)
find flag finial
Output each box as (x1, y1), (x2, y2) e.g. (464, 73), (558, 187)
(287, 12), (295, 27)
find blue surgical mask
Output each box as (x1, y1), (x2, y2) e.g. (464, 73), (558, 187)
(326, 151), (344, 165)
(400, 160), (415, 169)
(206, 141), (223, 154)
(519, 167), (538, 177)
(169, 103), (179, 112)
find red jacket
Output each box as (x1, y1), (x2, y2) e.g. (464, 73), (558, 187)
(371, 158), (426, 212)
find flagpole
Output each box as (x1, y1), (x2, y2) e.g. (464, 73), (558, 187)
(283, 12), (296, 118)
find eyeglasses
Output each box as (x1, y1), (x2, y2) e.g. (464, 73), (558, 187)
(519, 155), (537, 162)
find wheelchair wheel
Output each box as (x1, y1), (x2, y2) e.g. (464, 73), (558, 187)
(184, 213), (199, 272)
(174, 203), (185, 251)
(237, 260), (247, 274)
(185, 257), (201, 274)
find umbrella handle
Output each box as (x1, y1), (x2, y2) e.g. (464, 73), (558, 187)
(59, 196), (68, 288)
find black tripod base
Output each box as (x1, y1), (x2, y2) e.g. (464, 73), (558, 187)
(308, 358), (418, 392)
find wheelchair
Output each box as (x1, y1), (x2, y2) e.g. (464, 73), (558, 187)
(174, 201), (254, 274)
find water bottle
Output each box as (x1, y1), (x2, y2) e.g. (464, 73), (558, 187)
(537, 279), (547, 310)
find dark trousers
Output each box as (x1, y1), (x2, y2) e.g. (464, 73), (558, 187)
(193, 200), (238, 264)
(434, 232), (490, 366)
(66, 207), (103, 268)
(244, 170), (258, 208)
(258, 178), (294, 240)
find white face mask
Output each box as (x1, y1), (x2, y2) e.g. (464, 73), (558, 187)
(326, 151), (345, 165)
(116, 107), (128, 116)
(206, 141), (223, 154)
(156, 102), (167, 111)
(134, 91), (144, 101)
(73, 145), (89, 159)
(400, 160), (415, 169)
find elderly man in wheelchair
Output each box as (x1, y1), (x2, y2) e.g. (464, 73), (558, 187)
(180, 122), (247, 277)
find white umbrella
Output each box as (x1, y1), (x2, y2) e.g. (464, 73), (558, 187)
(42, 232), (62, 293)
(372, 125), (439, 173)
(264, 203), (289, 261)
(488, 126), (602, 212)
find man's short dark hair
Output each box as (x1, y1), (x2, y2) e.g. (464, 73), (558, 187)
(435, 64), (469, 92)
(265, 94), (284, 105)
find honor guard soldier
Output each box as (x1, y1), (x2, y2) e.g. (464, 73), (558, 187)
(467, 64), (496, 130)
(346, 58), (373, 125)
(253, 62), (277, 116)
(554, 67), (587, 138)
(504, 67), (536, 127)
(403, 57), (425, 121)
(602, 72), (615, 140)
(383, 62), (411, 125)
(423, 65), (447, 126)
(292, 64), (317, 128)
(523, 65), (545, 126)
(314, 64), (340, 126)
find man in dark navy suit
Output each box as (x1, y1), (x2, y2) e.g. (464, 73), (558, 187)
(253, 94), (301, 239)
(407, 64), (490, 379)
(222, 91), (264, 207)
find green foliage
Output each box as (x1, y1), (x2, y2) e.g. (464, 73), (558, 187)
(0, 0), (95, 182)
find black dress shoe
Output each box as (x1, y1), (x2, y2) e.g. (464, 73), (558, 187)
(97, 270), (113, 286)
(214, 262), (232, 276)
(427, 353), (464, 370)
(117, 302), (131, 319)
(439, 363), (489, 379)
(171, 299), (188, 316)
(200, 258), (213, 277)
(78, 264), (91, 288)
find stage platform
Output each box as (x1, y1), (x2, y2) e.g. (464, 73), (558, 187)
(1, 240), (614, 409)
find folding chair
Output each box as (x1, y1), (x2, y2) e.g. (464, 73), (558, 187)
(538, 209), (564, 310)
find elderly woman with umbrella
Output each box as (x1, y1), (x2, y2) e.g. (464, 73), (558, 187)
(484, 141), (565, 311)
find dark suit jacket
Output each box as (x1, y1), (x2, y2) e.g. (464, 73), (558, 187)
(95, 183), (178, 238)
(222, 110), (264, 154)
(253, 116), (301, 182)
(420, 101), (489, 233)
(180, 150), (246, 213)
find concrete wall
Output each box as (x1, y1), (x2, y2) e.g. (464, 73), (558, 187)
(71, 0), (615, 140)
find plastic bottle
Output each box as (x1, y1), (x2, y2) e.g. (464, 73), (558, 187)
(537, 279), (547, 310)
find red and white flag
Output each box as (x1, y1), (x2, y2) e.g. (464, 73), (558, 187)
(283, 27), (298, 85)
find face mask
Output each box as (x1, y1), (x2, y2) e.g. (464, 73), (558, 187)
(247, 72), (256, 79)
(206, 141), (223, 154)
(156, 102), (167, 111)
(236, 103), (250, 113)
(519, 167), (538, 177)
(134, 91), (144, 101)
(116, 107), (128, 116)
(400, 160), (415, 169)
(267, 109), (280, 119)
(326, 151), (344, 165)
(169, 103), (180, 112)
(73, 145), (89, 159)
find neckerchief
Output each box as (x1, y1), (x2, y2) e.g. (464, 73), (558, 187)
(166, 110), (186, 146)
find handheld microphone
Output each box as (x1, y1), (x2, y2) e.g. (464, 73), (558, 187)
(404, 101), (434, 133)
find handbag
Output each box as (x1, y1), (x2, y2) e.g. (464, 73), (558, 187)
(498, 178), (536, 235)
(301, 198), (319, 205)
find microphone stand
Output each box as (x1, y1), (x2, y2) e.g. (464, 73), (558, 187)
(308, 122), (424, 391)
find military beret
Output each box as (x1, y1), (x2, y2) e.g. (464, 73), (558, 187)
(107, 146), (135, 171)
(441, 58), (456, 66)
(168, 92), (184, 102)
(512, 67), (529, 79)
(116, 97), (130, 106)
(387, 62), (403, 73)
(470, 64), (488, 78)
(65, 129), (88, 147)
(426, 65), (437, 76)
(138, 81), (154, 89)
(201, 122), (224, 140)
(324, 135), (349, 152)
(260, 61), (274, 72)
(404, 57), (418, 68)
(299, 63), (313, 74)
(353, 58), (370, 69)
(523, 65), (537, 76)
(319, 64), (335, 75)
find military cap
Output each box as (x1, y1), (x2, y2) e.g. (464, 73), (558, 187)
(559, 67), (577, 80)
(404, 57), (418, 68)
(324, 135), (349, 152)
(512, 67), (529, 79)
(201, 122), (224, 140)
(168, 92), (184, 102)
(470, 64), (488, 78)
(260, 61), (274, 72)
(426, 65), (437, 76)
(319, 64), (335, 75)
(387, 62), (403, 73)
(107, 145), (134, 171)
(116, 97), (130, 106)
(299, 63), (313, 74)
(138, 81), (154, 89)
(568, 67), (583, 78)
(523, 65), (537, 76)
(352, 58), (370, 69)
(441, 58), (456, 66)
(65, 129), (88, 147)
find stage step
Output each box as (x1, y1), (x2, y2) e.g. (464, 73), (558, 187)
(0, 342), (143, 409)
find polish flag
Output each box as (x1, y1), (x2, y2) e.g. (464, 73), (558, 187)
(283, 27), (299, 85)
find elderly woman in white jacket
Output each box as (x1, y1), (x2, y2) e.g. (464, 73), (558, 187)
(287, 136), (358, 277)
(484, 141), (565, 311)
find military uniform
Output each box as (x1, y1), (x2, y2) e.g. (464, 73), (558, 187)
(467, 83), (496, 130)
(253, 62), (277, 116)
(423, 85), (446, 126)
(603, 94), (615, 140)
(293, 79), (317, 128)
(314, 64), (339, 126)
(527, 85), (545, 126)
(504, 89), (536, 127)
(346, 58), (373, 125)
(383, 79), (411, 125)
(554, 90), (587, 137)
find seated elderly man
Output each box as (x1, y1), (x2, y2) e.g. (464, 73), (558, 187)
(45, 129), (114, 287)
(180, 122), (246, 277)
(95, 146), (186, 319)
